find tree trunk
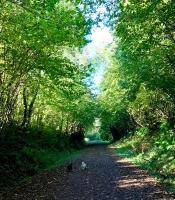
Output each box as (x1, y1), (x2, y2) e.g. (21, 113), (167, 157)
(21, 86), (39, 128)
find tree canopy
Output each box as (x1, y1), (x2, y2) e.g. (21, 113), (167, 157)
(0, 0), (97, 138)
(98, 0), (175, 140)
(0, 0), (174, 188)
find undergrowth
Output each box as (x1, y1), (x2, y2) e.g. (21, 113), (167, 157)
(113, 122), (175, 192)
(0, 127), (84, 187)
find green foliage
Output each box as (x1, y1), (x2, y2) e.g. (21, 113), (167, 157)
(1, 0), (175, 190)
(98, 0), (175, 143)
(22, 147), (80, 171)
(0, 0), (101, 187)
(92, 0), (175, 191)
(129, 85), (175, 129)
(135, 127), (149, 138)
(114, 122), (175, 191)
(0, 128), (82, 187)
(0, 0), (97, 138)
(116, 0), (175, 97)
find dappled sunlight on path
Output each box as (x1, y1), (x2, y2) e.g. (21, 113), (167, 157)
(1, 145), (174, 200)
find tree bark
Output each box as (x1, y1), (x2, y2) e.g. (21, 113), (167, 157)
(21, 86), (39, 128)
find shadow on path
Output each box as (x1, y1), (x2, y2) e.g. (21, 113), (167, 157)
(0, 145), (174, 200)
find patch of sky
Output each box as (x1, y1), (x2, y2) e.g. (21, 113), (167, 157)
(63, 3), (114, 95)
(83, 24), (113, 94)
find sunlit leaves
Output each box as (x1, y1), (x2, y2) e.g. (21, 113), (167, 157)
(0, 0), (97, 135)
(97, 0), (175, 140)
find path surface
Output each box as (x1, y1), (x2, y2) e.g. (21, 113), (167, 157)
(0, 145), (174, 200)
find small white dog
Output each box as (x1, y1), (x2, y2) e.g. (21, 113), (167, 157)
(81, 161), (87, 170)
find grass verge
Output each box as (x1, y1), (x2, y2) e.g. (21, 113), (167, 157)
(112, 135), (175, 193)
(0, 130), (84, 187)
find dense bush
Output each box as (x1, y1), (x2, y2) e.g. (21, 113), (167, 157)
(115, 121), (175, 189)
(0, 126), (84, 187)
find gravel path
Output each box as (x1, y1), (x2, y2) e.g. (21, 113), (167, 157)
(0, 145), (174, 200)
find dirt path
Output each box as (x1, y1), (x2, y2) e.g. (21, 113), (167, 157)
(0, 145), (174, 200)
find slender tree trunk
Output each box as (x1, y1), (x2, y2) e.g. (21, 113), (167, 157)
(27, 90), (38, 126)
(21, 86), (39, 128)
(59, 117), (64, 133)
(66, 115), (69, 133)
(21, 87), (28, 127)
